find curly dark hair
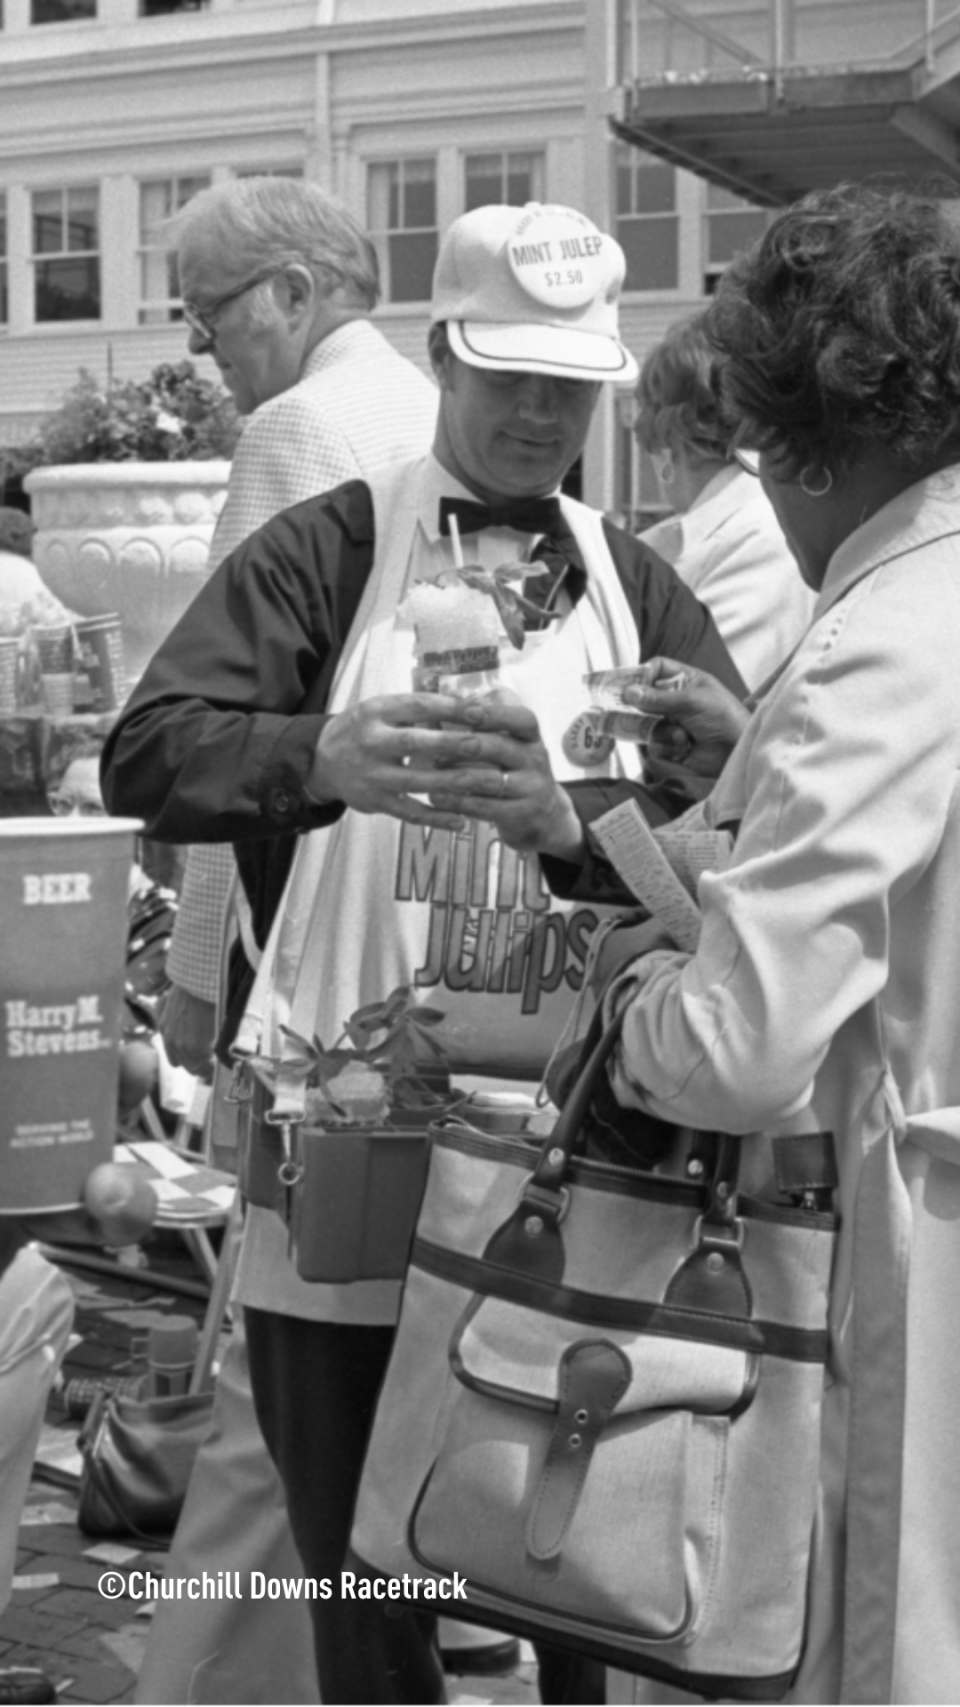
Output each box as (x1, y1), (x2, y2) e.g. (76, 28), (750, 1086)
(634, 311), (732, 463)
(705, 183), (960, 480)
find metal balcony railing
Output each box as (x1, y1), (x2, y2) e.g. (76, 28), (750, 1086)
(619, 0), (960, 92)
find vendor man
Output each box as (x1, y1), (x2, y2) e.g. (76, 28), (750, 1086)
(102, 201), (745, 1705)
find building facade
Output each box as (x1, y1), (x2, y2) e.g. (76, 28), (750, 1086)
(0, 0), (938, 514)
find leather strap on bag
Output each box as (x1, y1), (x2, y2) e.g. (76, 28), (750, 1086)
(664, 1133), (751, 1317)
(77, 1393), (173, 1552)
(526, 1339), (631, 1561)
(483, 1006), (751, 1306)
(482, 1006), (627, 1282)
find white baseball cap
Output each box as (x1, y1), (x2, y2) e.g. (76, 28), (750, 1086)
(431, 202), (638, 384)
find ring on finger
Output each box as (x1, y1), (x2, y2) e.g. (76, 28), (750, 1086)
(498, 768), (509, 799)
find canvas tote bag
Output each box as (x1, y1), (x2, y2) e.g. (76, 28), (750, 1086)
(350, 1009), (837, 1701)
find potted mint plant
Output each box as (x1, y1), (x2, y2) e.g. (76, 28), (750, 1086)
(251, 987), (456, 1285)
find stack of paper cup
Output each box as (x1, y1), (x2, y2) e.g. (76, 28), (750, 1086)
(35, 623), (75, 717)
(74, 613), (125, 712)
(0, 636), (21, 715)
(40, 673), (75, 717)
(35, 622), (73, 674)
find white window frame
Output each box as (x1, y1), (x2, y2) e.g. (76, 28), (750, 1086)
(463, 149), (545, 213)
(615, 142), (682, 297)
(30, 0), (97, 21)
(138, 0), (209, 14)
(137, 173), (211, 325)
(702, 183), (772, 292)
(367, 156), (439, 306)
(31, 184), (101, 325)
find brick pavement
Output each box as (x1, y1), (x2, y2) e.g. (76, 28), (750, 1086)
(5, 1246), (540, 1706)
(4, 1242), (209, 1704)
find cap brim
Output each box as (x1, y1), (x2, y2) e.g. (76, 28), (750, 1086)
(448, 320), (638, 384)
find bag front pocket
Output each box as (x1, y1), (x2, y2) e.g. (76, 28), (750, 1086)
(409, 1300), (742, 1641)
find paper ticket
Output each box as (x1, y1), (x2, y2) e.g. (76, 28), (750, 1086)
(591, 800), (702, 953)
(653, 825), (734, 898)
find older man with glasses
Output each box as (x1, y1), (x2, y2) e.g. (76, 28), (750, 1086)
(134, 175), (438, 1707)
(161, 176), (438, 1084)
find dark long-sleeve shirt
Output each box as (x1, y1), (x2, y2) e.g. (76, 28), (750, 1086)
(102, 477), (745, 1041)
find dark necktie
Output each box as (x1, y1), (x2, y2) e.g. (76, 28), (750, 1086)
(438, 495), (563, 539)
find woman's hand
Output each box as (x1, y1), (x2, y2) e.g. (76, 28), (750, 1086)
(626, 657), (750, 781)
(424, 698), (586, 860)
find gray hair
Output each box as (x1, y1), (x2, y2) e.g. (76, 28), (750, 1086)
(170, 177), (380, 311)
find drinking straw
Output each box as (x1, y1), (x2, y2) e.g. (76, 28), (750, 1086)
(448, 512), (465, 571)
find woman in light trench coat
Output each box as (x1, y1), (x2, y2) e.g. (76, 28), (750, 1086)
(427, 182), (960, 1704)
(601, 185), (960, 1704)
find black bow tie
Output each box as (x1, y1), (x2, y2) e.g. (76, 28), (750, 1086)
(439, 495), (563, 540)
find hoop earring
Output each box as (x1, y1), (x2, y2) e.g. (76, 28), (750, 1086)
(656, 451), (675, 487)
(800, 465), (833, 498)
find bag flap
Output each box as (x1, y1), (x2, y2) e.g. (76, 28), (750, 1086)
(451, 1294), (749, 1418)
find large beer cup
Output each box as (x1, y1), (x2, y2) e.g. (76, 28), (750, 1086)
(1, 816), (141, 1212)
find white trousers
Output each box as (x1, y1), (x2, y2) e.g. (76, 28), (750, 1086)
(134, 1318), (320, 1706)
(0, 1245), (74, 1610)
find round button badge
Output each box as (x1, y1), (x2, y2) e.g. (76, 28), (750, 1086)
(562, 709), (615, 769)
(506, 207), (610, 312)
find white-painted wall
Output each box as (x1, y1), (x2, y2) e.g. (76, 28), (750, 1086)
(0, 0), (936, 512)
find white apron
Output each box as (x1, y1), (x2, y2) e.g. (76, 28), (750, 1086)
(235, 458), (643, 1110)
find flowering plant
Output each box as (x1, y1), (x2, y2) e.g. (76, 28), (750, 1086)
(7, 361), (240, 474)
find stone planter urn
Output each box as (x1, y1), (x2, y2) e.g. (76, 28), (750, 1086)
(24, 461), (231, 685)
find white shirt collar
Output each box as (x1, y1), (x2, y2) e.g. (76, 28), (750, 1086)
(414, 453), (554, 553)
(640, 463), (747, 566)
(416, 454), (491, 546)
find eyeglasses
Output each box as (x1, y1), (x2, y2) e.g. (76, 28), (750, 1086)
(181, 266), (281, 343)
(726, 422), (761, 477)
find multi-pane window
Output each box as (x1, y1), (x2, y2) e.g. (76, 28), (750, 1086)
(32, 1), (96, 21)
(703, 182), (770, 291)
(615, 142), (678, 291)
(616, 409), (670, 534)
(32, 187), (100, 321)
(139, 0), (208, 14)
(464, 151), (544, 213)
(368, 159), (437, 304)
(0, 196), (7, 328)
(139, 174), (210, 324)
